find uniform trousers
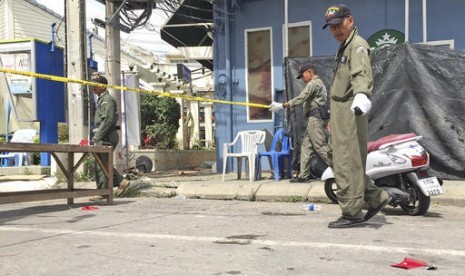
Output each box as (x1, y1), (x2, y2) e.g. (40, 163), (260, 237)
(330, 99), (389, 220)
(299, 116), (332, 179)
(95, 130), (124, 190)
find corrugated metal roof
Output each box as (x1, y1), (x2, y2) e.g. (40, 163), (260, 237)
(160, 0), (213, 70)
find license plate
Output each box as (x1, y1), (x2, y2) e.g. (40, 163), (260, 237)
(417, 177), (443, 196)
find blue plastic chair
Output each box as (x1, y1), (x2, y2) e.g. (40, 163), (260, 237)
(0, 129), (37, 167)
(256, 129), (293, 182)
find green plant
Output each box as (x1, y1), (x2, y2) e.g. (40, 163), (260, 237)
(116, 188), (140, 198)
(31, 152), (41, 165)
(81, 154), (95, 180)
(53, 154), (95, 183)
(190, 144), (205, 150)
(74, 172), (92, 182)
(140, 95), (180, 149)
(290, 195), (304, 202)
(58, 123), (69, 144)
(23, 167), (32, 175)
(41, 167), (51, 176)
(32, 136), (40, 165)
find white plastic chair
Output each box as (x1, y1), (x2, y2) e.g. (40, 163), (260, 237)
(222, 130), (266, 182)
(0, 129), (37, 166)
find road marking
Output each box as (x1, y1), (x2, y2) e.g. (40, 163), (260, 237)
(2, 226), (465, 257)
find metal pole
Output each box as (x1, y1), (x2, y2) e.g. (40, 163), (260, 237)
(284, 0), (288, 57)
(225, 0), (233, 172)
(422, 0), (427, 43)
(121, 71), (129, 176)
(405, 0), (409, 42)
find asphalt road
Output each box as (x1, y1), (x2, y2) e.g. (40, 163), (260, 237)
(1, 198), (464, 276)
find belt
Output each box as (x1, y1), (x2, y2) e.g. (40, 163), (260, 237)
(305, 109), (323, 118)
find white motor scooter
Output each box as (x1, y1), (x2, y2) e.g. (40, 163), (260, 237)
(321, 133), (443, 215)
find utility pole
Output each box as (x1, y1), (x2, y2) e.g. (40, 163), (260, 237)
(66, 0), (87, 145)
(105, 0), (124, 175)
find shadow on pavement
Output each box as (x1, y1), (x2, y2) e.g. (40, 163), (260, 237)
(0, 200), (134, 225)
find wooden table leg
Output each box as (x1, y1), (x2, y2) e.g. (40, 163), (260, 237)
(107, 148), (113, 205)
(67, 152), (74, 205)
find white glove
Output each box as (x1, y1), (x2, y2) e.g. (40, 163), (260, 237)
(350, 93), (372, 116)
(269, 102), (284, 112)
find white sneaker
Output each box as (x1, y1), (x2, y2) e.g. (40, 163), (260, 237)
(89, 195), (103, 201)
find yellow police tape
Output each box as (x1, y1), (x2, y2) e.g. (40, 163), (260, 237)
(0, 68), (270, 109)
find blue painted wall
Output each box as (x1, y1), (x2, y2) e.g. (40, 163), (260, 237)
(35, 40), (65, 166)
(214, 0), (465, 173)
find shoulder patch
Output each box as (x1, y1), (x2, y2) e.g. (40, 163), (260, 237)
(356, 46), (368, 54)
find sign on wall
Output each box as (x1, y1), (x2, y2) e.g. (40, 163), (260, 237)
(367, 29), (405, 50)
(0, 52), (32, 95)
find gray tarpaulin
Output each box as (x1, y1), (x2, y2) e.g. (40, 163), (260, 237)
(284, 43), (465, 180)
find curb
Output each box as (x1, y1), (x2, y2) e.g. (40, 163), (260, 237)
(173, 179), (465, 207)
(175, 181), (331, 203)
(1, 175), (464, 207)
(176, 183), (262, 201)
(255, 183), (312, 202)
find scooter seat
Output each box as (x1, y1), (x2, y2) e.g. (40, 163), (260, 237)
(367, 133), (417, 152)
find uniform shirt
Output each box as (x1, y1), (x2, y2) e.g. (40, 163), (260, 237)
(287, 75), (327, 115)
(93, 90), (118, 142)
(330, 28), (373, 101)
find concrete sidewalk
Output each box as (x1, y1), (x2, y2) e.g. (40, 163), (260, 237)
(1, 171), (465, 207)
(140, 171), (465, 207)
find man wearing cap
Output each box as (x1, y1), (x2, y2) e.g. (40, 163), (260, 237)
(323, 4), (391, 228)
(269, 63), (332, 183)
(89, 74), (130, 201)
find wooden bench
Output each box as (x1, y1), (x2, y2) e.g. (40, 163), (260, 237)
(0, 143), (114, 205)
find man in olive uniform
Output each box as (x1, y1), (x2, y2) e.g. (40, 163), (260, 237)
(89, 75), (130, 201)
(270, 63), (332, 182)
(323, 4), (391, 228)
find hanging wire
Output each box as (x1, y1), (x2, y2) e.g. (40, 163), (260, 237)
(119, 0), (155, 31)
(54, 17), (66, 46)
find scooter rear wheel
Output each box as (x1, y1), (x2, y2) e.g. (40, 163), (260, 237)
(324, 178), (338, 204)
(399, 178), (431, 216)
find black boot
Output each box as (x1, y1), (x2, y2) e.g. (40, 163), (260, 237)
(328, 216), (365, 228)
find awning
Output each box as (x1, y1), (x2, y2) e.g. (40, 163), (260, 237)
(161, 0), (213, 70)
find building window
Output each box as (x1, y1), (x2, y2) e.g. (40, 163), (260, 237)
(245, 28), (273, 122)
(285, 22), (312, 58)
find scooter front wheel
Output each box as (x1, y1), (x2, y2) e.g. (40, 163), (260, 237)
(324, 178), (338, 204)
(399, 177), (431, 216)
